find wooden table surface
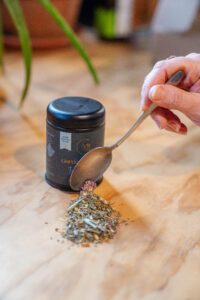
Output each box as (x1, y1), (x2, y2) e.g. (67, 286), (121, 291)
(1, 41), (200, 300)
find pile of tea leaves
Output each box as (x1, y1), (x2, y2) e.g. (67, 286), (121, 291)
(61, 181), (121, 246)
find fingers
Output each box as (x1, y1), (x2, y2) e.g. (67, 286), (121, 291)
(189, 79), (200, 93)
(141, 54), (200, 111)
(165, 123), (187, 135)
(151, 107), (168, 129)
(151, 107), (187, 135)
(185, 53), (200, 86)
(149, 84), (200, 119)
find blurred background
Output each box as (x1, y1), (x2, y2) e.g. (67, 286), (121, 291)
(2, 0), (200, 59)
(1, 0), (200, 109)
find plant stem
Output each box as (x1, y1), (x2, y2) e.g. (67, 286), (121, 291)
(4, 0), (32, 107)
(38, 0), (99, 84)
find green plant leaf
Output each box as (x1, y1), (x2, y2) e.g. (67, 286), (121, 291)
(38, 0), (99, 84)
(4, 0), (32, 107)
(0, 5), (4, 73)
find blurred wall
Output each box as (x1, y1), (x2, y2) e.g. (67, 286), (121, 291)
(151, 0), (200, 63)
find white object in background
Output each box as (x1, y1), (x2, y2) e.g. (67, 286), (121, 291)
(115, 0), (134, 37)
(152, 0), (200, 33)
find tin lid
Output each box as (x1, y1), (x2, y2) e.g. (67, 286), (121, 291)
(47, 97), (105, 129)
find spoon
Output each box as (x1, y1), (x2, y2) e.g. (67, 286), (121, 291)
(70, 70), (185, 191)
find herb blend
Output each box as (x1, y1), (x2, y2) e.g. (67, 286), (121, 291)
(60, 180), (121, 245)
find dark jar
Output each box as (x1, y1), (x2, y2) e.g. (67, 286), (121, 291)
(45, 96), (105, 191)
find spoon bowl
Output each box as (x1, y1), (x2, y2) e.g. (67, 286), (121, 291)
(70, 147), (112, 191)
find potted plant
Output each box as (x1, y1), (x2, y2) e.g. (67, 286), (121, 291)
(1, 0), (82, 49)
(0, 0), (99, 107)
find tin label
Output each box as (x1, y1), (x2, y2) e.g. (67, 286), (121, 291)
(60, 132), (71, 151)
(46, 123), (104, 189)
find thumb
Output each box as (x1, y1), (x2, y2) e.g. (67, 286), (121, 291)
(149, 84), (200, 115)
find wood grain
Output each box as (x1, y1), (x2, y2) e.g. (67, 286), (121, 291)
(0, 41), (200, 300)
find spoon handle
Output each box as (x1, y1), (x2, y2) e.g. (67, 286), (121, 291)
(110, 70), (185, 150)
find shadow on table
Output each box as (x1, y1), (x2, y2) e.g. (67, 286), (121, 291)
(15, 143), (45, 179)
(163, 134), (200, 165)
(112, 134), (200, 177)
(96, 178), (145, 223)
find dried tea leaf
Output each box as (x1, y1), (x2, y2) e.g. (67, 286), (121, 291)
(62, 180), (121, 245)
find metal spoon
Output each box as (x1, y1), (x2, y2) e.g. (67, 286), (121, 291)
(70, 70), (185, 191)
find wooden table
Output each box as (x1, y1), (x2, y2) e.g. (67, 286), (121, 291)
(1, 41), (200, 300)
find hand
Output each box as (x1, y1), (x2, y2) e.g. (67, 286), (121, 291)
(140, 53), (200, 135)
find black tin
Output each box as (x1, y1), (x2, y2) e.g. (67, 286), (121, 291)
(45, 97), (105, 191)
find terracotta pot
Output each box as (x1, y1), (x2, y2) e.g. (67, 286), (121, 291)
(1, 0), (82, 49)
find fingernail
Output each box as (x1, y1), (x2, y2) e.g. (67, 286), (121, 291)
(179, 123), (187, 135)
(167, 121), (181, 133)
(140, 103), (144, 111)
(179, 130), (187, 135)
(165, 125), (174, 133)
(149, 86), (158, 100)
(155, 119), (162, 129)
(140, 102), (148, 111)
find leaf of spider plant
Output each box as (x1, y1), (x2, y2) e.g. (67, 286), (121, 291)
(3, 0), (32, 107)
(0, 5), (4, 74)
(38, 0), (99, 84)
